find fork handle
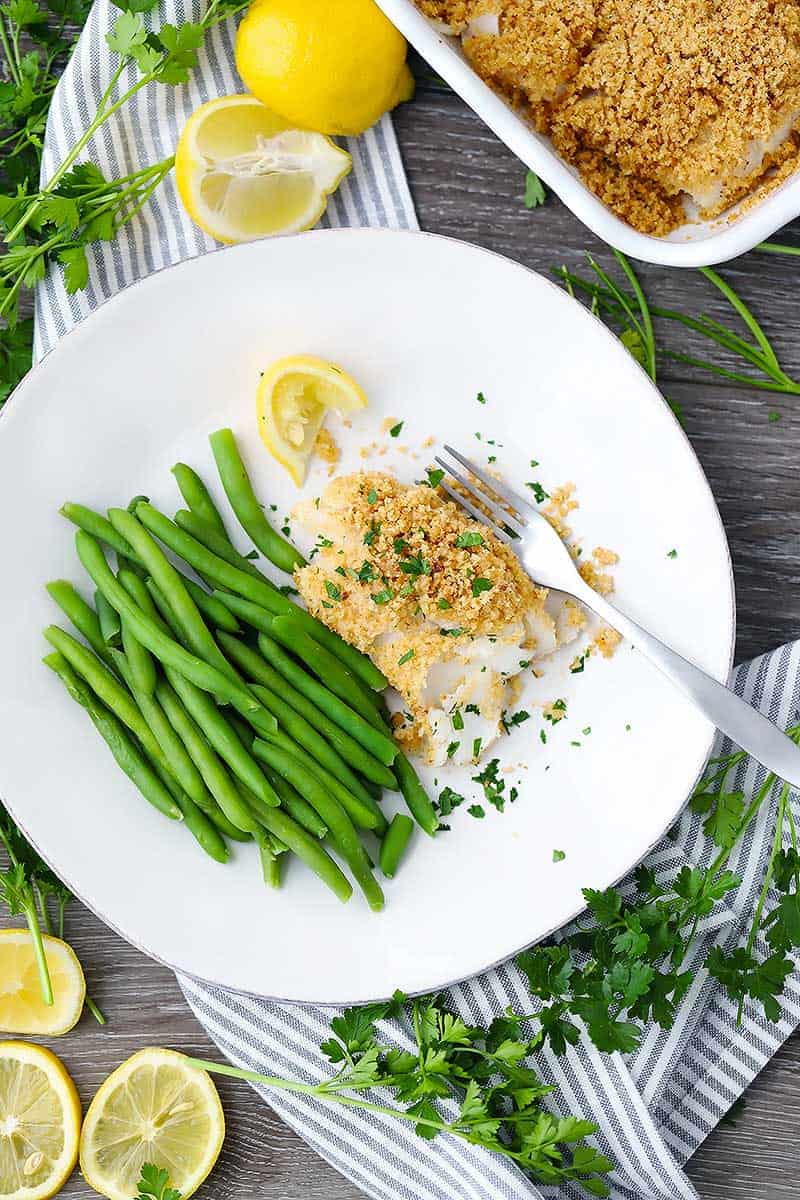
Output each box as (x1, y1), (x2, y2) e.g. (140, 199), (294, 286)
(577, 585), (800, 787)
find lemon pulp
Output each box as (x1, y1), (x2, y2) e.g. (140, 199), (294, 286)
(256, 355), (368, 485)
(0, 1041), (81, 1200)
(0, 929), (85, 1036)
(175, 95), (351, 243)
(79, 1048), (224, 1200)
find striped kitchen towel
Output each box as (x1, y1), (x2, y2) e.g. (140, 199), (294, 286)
(35, 3), (800, 1197)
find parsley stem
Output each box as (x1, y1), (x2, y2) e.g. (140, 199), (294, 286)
(24, 897), (54, 1007)
(758, 242), (800, 258)
(0, 17), (20, 88)
(85, 995), (107, 1025)
(614, 250), (656, 381)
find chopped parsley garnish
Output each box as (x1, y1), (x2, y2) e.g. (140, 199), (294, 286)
(539, 729), (547, 744)
(363, 521), (381, 546)
(468, 804), (486, 819)
(452, 709), (464, 731)
(371, 588), (394, 605)
(425, 468), (444, 488)
(530, 459), (539, 468)
(667, 548), (678, 559)
(399, 553), (431, 577)
(440, 627), (465, 637)
(437, 597), (452, 610)
(389, 421), (404, 437)
(446, 741), (460, 759)
(281, 521), (291, 537)
(570, 652), (588, 674)
(455, 531), (484, 549)
(472, 737), (482, 760)
(465, 704), (480, 715)
(544, 699), (567, 724)
(309, 535), (333, 560)
(471, 576), (493, 597)
(278, 584), (299, 597)
(437, 786), (465, 816)
(324, 580), (342, 602)
(393, 536), (409, 554)
(397, 649), (415, 666)
(501, 709), (530, 733)
(472, 757), (507, 811)
(367, 488), (378, 505)
(357, 560), (377, 582)
(476, 391), (487, 405)
(582, 726), (592, 736)
(552, 849), (566, 863)
(334, 565), (347, 576)
(525, 482), (549, 503)
(398, 582), (416, 597)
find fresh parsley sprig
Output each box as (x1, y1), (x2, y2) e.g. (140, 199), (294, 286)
(136, 1163), (181, 1200)
(190, 992), (613, 1197)
(0, 0), (248, 402)
(557, 253), (800, 396)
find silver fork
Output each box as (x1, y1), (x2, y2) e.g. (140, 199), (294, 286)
(436, 445), (800, 788)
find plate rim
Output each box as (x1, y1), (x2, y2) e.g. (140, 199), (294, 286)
(0, 226), (736, 1004)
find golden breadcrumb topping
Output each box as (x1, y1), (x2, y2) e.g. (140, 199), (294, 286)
(594, 626), (622, 657)
(314, 428), (340, 473)
(416, 0), (800, 234)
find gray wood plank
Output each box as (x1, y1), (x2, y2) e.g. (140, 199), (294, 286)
(2, 46), (800, 1200)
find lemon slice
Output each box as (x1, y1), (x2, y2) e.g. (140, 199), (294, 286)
(175, 94), (351, 244)
(256, 354), (368, 485)
(80, 1048), (224, 1200)
(0, 929), (85, 1036)
(0, 1041), (81, 1200)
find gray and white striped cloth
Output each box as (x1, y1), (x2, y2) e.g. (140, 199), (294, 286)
(35, 4), (800, 1197)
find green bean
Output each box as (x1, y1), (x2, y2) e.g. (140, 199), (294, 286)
(44, 624), (184, 817)
(172, 463), (229, 538)
(270, 615), (380, 721)
(217, 632), (396, 788)
(181, 576), (241, 634)
(60, 502), (134, 557)
(212, 591), (276, 633)
(260, 726), (386, 834)
(394, 751), (439, 837)
(252, 739), (383, 911)
(46, 580), (114, 666)
(175, 509), (267, 582)
(120, 616), (156, 695)
(170, 788), (230, 864)
(245, 681), (384, 816)
(379, 814), (414, 878)
(154, 677), (257, 835)
(138, 502), (386, 690)
(255, 828), (282, 888)
(238, 793), (352, 903)
(209, 427), (305, 574)
(259, 765), (328, 838)
(75, 531), (275, 738)
(256, 632), (397, 766)
(111, 644), (210, 813)
(95, 589), (122, 647)
(108, 508), (240, 686)
(44, 652), (180, 822)
(164, 666), (279, 814)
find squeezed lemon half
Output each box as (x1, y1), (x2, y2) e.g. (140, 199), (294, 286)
(175, 94), (352, 244)
(0, 928), (85, 1036)
(0, 1041), (81, 1200)
(79, 1048), (224, 1200)
(256, 354), (368, 485)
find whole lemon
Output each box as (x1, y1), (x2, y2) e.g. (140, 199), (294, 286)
(235, 0), (415, 137)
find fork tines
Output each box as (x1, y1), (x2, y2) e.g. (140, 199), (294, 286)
(434, 446), (534, 542)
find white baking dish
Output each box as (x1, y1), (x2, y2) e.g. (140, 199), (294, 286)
(377, 0), (800, 266)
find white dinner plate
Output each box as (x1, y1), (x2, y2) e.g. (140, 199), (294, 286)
(0, 229), (734, 1004)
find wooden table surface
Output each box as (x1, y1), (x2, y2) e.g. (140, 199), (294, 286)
(3, 53), (800, 1200)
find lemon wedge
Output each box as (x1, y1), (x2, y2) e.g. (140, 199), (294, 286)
(79, 1048), (224, 1200)
(256, 354), (368, 485)
(175, 94), (351, 244)
(0, 929), (85, 1036)
(0, 1041), (81, 1200)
